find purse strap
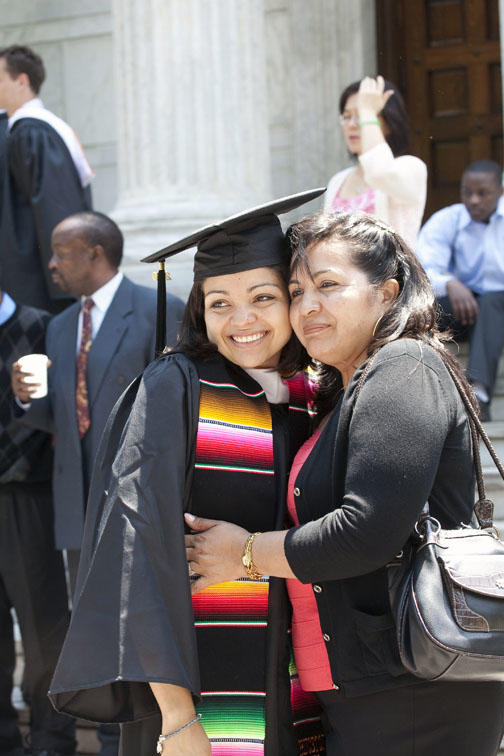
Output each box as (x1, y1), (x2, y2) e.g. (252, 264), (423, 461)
(442, 360), (504, 528)
(354, 346), (504, 530)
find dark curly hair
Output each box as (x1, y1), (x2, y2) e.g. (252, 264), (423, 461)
(287, 211), (478, 420)
(177, 264), (308, 376)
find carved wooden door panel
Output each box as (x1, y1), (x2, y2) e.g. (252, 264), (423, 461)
(377, 0), (502, 219)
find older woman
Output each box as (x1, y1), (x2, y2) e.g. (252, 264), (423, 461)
(186, 211), (504, 755)
(48, 191), (326, 756)
(324, 76), (427, 247)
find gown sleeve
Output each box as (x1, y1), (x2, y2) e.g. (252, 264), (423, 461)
(49, 352), (201, 723)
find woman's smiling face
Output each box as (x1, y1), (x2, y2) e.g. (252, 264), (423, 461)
(289, 240), (395, 386)
(203, 266), (292, 369)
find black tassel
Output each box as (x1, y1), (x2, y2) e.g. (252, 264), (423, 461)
(155, 260), (167, 356)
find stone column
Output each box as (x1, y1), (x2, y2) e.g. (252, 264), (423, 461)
(264, 0), (376, 221)
(111, 0), (272, 297)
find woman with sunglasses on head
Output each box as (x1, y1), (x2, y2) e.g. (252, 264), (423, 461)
(324, 75), (427, 247)
(48, 191), (327, 756)
(186, 211), (504, 756)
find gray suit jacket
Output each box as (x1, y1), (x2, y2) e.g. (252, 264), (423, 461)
(22, 276), (184, 549)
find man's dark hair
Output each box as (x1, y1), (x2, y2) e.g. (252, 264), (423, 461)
(463, 159), (502, 185)
(66, 211), (124, 268)
(0, 45), (45, 94)
(339, 77), (411, 157)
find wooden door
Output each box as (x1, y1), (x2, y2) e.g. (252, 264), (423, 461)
(377, 0), (502, 220)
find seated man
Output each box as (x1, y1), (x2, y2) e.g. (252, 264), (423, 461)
(416, 159), (504, 420)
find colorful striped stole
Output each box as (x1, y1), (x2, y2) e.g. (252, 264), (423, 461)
(191, 361), (324, 754)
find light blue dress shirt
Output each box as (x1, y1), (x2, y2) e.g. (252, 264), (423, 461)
(416, 196), (504, 297)
(0, 292), (16, 325)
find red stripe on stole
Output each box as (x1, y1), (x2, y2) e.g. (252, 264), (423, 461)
(290, 676), (322, 720)
(195, 423), (273, 467)
(285, 372), (316, 411)
(192, 581), (269, 620)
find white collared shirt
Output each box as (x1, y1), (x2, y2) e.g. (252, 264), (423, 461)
(416, 195), (504, 296)
(0, 292), (16, 325)
(245, 367), (289, 404)
(76, 272), (123, 354)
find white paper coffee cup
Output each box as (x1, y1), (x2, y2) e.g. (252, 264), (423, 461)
(18, 353), (49, 398)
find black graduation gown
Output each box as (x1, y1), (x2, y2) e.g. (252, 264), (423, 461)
(0, 117), (92, 313)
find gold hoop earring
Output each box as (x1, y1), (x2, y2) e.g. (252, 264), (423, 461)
(372, 314), (383, 339)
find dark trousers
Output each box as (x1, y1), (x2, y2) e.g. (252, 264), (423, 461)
(119, 715), (160, 756)
(438, 291), (504, 400)
(0, 482), (76, 755)
(317, 680), (504, 756)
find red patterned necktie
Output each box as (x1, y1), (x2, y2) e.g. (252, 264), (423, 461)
(76, 297), (94, 438)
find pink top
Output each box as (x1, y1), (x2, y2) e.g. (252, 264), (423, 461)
(330, 185), (376, 214)
(286, 430), (334, 691)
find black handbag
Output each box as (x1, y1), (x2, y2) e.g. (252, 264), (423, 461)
(386, 360), (504, 681)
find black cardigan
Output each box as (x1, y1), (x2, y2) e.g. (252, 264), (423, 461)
(284, 339), (475, 697)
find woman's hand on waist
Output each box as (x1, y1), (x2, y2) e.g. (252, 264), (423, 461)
(185, 513), (296, 590)
(185, 513), (248, 593)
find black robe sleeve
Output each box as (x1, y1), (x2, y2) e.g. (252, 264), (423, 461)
(49, 352), (201, 723)
(4, 118), (92, 306)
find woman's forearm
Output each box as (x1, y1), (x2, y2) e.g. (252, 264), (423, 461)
(148, 683), (210, 755)
(184, 515), (297, 590)
(149, 682), (196, 731)
(251, 530), (296, 579)
(358, 108), (387, 153)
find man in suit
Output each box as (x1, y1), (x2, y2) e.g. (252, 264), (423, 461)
(0, 45), (93, 314)
(11, 211), (184, 756)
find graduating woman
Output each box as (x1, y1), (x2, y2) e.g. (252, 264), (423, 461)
(49, 190), (326, 756)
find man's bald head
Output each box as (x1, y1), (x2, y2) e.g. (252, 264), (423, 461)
(54, 212), (123, 268)
(49, 212), (123, 297)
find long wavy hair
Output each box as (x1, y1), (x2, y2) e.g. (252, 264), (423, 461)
(287, 211), (478, 419)
(177, 263), (308, 376)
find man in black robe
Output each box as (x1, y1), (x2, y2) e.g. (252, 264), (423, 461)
(0, 45), (93, 314)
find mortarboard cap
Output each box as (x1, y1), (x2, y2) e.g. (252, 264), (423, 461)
(143, 187), (325, 354)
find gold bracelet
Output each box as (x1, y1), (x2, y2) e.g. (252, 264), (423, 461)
(241, 532), (263, 580)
